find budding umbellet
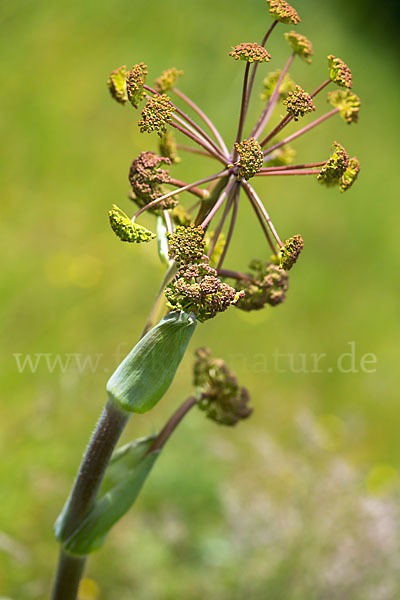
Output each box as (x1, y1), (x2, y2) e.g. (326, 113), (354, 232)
(280, 235), (304, 270)
(328, 90), (361, 124)
(266, 0), (300, 25)
(233, 261), (289, 311)
(234, 138), (264, 180)
(261, 69), (295, 102)
(107, 66), (129, 105)
(154, 68), (184, 94)
(109, 205), (156, 243)
(328, 55), (352, 89)
(339, 157), (360, 192)
(126, 63), (148, 108)
(317, 142), (349, 187)
(230, 42), (271, 63)
(138, 94), (175, 136)
(284, 31), (313, 63)
(129, 151), (175, 210)
(283, 85), (316, 120)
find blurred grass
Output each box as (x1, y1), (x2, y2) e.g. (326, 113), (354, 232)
(1, 0), (400, 598)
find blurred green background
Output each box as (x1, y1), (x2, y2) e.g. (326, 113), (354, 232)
(1, 0), (400, 598)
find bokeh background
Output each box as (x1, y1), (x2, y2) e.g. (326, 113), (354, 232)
(1, 0), (400, 598)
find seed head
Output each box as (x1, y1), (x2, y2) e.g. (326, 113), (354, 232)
(317, 142), (349, 187)
(266, 0), (300, 25)
(154, 67), (184, 93)
(280, 235), (304, 270)
(193, 348), (253, 426)
(261, 69), (295, 102)
(234, 261), (289, 311)
(165, 263), (244, 322)
(159, 130), (180, 164)
(234, 138), (264, 180)
(126, 63), (148, 108)
(129, 151), (175, 210)
(107, 65), (129, 105)
(109, 205), (156, 243)
(167, 223), (207, 266)
(283, 85), (316, 120)
(138, 94), (175, 137)
(284, 31), (313, 63)
(229, 42), (271, 63)
(327, 55), (352, 89)
(339, 157), (360, 192)
(328, 89), (361, 124)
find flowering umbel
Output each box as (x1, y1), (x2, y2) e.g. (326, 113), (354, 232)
(340, 157), (360, 192)
(266, 0), (300, 25)
(261, 69), (295, 101)
(139, 94), (175, 136)
(328, 55), (352, 89)
(233, 261), (289, 310)
(155, 68), (184, 93)
(284, 31), (313, 63)
(328, 90), (361, 124)
(229, 43), (271, 63)
(317, 142), (349, 187)
(109, 205), (156, 243)
(193, 348), (253, 426)
(107, 66), (129, 104)
(234, 138), (264, 180)
(283, 85), (315, 120)
(126, 63), (148, 108)
(280, 235), (304, 270)
(128, 151), (174, 210)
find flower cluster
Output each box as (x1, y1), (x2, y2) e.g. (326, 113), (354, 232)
(193, 348), (253, 426)
(107, 65), (129, 105)
(233, 261), (289, 311)
(339, 157), (360, 192)
(283, 85), (316, 120)
(284, 31), (313, 64)
(317, 142), (349, 187)
(109, 205), (156, 243)
(280, 235), (304, 270)
(126, 63), (148, 108)
(266, 0), (300, 25)
(234, 138), (264, 180)
(328, 90), (361, 124)
(328, 55), (352, 89)
(138, 94), (175, 136)
(128, 151), (174, 210)
(167, 224), (207, 266)
(261, 69), (295, 102)
(154, 68), (184, 94)
(229, 42), (271, 63)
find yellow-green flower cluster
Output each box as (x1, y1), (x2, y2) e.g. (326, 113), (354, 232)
(317, 142), (349, 187)
(230, 42), (271, 63)
(234, 138), (264, 180)
(284, 31), (313, 63)
(167, 224), (207, 266)
(109, 205), (156, 243)
(266, 0), (300, 25)
(107, 65), (129, 105)
(234, 260), (289, 311)
(328, 90), (361, 124)
(328, 55), (352, 89)
(280, 235), (304, 270)
(339, 157), (360, 192)
(283, 85), (315, 120)
(154, 68), (184, 93)
(138, 94), (175, 136)
(126, 63), (148, 108)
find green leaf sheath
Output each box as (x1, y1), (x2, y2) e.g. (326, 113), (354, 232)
(106, 311), (196, 413)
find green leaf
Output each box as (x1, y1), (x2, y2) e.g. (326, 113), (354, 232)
(106, 311), (196, 414)
(62, 450), (160, 555)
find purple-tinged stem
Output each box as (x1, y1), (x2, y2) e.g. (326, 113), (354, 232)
(207, 192), (235, 260)
(170, 120), (228, 165)
(233, 62), (251, 160)
(263, 108), (340, 158)
(311, 78), (331, 98)
(260, 114), (291, 148)
(147, 397), (197, 453)
(172, 87), (230, 156)
(176, 144), (215, 159)
(242, 183), (277, 255)
(245, 20), (279, 112)
(217, 184), (240, 270)
(132, 170), (230, 220)
(168, 177), (209, 199)
(255, 169), (321, 176)
(242, 180), (283, 248)
(259, 161), (326, 172)
(252, 52), (295, 140)
(218, 268), (252, 281)
(144, 85), (227, 160)
(200, 177), (236, 229)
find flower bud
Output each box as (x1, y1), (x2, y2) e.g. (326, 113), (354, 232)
(107, 311), (196, 414)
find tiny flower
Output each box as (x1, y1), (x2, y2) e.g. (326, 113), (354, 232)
(266, 0), (301, 25)
(234, 261), (289, 311)
(167, 223), (207, 266)
(154, 67), (184, 93)
(261, 69), (295, 102)
(327, 55), (352, 89)
(138, 94), (175, 136)
(193, 348), (253, 426)
(284, 31), (313, 63)
(339, 157), (360, 192)
(129, 151), (175, 210)
(280, 235), (304, 270)
(165, 263), (244, 322)
(159, 130), (180, 164)
(327, 89), (361, 124)
(234, 138), (264, 180)
(107, 65), (129, 104)
(283, 85), (316, 120)
(109, 205), (156, 243)
(229, 42), (271, 63)
(126, 63), (148, 108)
(317, 141), (349, 187)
